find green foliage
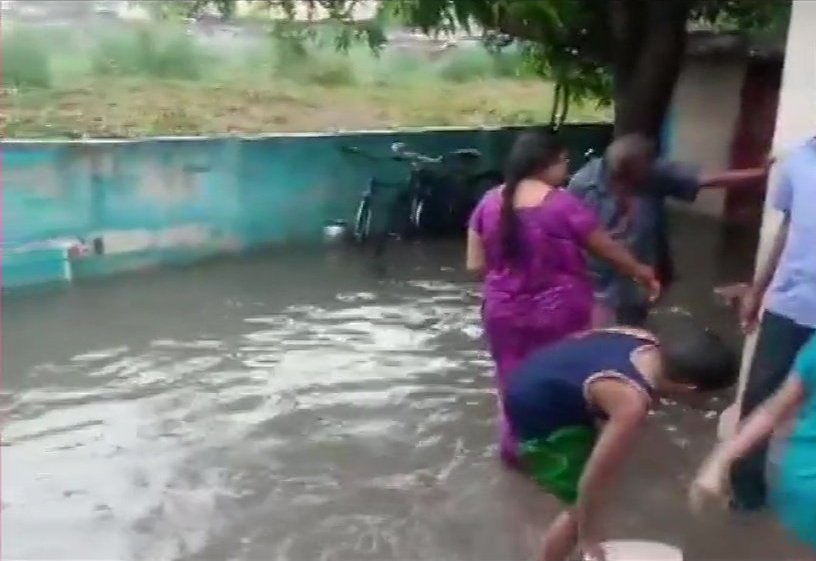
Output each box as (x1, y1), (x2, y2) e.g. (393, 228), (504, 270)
(431, 46), (532, 83)
(2, 15), (613, 138)
(693, 0), (791, 36)
(185, 0), (789, 116)
(367, 50), (425, 86)
(269, 30), (358, 86)
(142, 0), (200, 21)
(434, 47), (493, 82)
(91, 26), (206, 80)
(2, 20), (535, 92)
(2, 28), (52, 89)
(297, 54), (358, 86)
(491, 49), (531, 79)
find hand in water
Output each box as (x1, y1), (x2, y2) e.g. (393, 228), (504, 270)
(713, 283), (760, 334)
(578, 523), (607, 561)
(634, 265), (661, 303)
(580, 540), (606, 561)
(689, 457), (729, 513)
(646, 277), (662, 303)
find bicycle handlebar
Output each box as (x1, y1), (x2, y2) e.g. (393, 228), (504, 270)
(339, 145), (399, 163)
(390, 142), (443, 165)
(340, 144), (441, 166)
(395, 150), (442, 165)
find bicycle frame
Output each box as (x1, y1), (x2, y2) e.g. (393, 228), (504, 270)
(341, 143), (499, 242)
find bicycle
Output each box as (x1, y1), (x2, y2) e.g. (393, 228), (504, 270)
(342, 143), (502, 244)
(340, 145), (414, 244)
(392, 142), (499, 237)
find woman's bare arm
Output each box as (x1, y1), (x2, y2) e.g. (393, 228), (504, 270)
(691, 374), (805, 511)
(709, 374), (804, 466)
(466, 228), (486, 277)
(576, 380), (648, 543)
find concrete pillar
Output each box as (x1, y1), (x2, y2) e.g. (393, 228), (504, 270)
(719, 0), (816, 439)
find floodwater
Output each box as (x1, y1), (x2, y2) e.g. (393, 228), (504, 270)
(2, 212), (810, 560)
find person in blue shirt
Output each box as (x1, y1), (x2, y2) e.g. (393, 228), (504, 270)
(503, 319), (737, 561)
(692, 334), (816, 557)
(719, 138), (816, 512)
(568, 133), (769, 327)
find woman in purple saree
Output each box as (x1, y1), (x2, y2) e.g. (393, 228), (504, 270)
(466, 132), (660, 466)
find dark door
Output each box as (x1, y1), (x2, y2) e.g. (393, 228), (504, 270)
(719, 58), (782, 278)
(725, 59), (782, 228)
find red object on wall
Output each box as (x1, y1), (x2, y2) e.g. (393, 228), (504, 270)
(725, 59), (782, 228)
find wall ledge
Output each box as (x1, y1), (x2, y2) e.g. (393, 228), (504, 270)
(0, 122), (609, 145)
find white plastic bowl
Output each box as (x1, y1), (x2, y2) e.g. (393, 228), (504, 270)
(601, 540), (683, 561)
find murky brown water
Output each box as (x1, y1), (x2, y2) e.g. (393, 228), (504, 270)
(2, 212), (810, 560)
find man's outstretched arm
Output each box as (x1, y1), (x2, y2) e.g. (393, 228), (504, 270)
(699, 165), (770, 189)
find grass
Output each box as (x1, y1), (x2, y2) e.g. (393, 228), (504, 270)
(90, 27), (207, 80)
(1, 22), (611, 139)
(2, 28), (53, 89)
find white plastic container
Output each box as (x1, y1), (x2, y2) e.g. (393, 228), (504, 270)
(601, 540), (683, 561)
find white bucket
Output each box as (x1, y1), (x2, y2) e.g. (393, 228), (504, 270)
(601, 540), (683, 561)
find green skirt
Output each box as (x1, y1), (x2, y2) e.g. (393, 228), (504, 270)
(518, 426), (597, 504)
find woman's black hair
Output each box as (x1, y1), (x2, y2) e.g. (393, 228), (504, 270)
(501, 131), (567, 260)
(648, 314), (738, 392)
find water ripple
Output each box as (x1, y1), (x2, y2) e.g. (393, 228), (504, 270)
(1, 245), (800, 561)
(2, 277), (500, 561)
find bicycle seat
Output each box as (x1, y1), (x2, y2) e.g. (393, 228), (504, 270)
(447, 148), (482, 160)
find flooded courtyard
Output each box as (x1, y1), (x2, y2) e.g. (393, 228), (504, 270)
(2, 213), (810, 560)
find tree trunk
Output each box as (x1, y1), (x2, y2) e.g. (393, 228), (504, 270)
(610, 0), (692, 141)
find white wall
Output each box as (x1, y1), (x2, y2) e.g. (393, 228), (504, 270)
(667, 58), (747, 216)
(721, 0), (816, 438)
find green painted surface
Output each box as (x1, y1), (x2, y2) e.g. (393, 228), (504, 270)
(2, 125), (612, 289)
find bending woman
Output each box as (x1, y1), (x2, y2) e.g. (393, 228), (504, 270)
(467, 131), (660, 466)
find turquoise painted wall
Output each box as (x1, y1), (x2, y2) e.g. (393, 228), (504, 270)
(2, 125), (612, 290)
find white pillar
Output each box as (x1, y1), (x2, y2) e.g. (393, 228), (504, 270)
(718, 0), (816, 440)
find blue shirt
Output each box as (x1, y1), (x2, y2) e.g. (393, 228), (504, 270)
(766, 139), (816, 328)
(567, 158), (701, 311)
(503, 328), (655, 440)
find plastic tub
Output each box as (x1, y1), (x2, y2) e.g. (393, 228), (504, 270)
(601, 540), (683, 561)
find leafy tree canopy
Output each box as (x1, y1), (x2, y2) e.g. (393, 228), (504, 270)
(179, 0), (790, 137)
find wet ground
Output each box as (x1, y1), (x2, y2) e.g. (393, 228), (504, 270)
(2, 212), (811, 560)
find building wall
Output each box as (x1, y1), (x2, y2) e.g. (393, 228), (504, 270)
(666, 58), (747, 216)
(1, 125), (612, 290)
(720, 0), (816, 439)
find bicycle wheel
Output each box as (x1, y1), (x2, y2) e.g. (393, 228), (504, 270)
(411, 173), (448, 237)
(411, 198), (426, 233)
(353, 196), (373, 243)
(412, 194), (447, 237)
